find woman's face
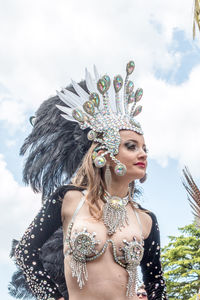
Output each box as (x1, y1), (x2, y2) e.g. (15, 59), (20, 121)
(113, 130), (147, 180)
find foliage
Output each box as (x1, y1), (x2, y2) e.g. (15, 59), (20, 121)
(193, 0), (200, 39)
(161, 223), (200, 299)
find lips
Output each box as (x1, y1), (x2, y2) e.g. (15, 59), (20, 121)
(135, 162), (146, 168)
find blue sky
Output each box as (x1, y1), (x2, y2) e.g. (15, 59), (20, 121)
(0, 0), (200, 299)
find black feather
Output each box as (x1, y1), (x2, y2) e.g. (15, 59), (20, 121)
(20, 81), (91, 199)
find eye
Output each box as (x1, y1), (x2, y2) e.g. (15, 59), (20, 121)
(125, 143), (137, 150)
(143, 147), (149, 154)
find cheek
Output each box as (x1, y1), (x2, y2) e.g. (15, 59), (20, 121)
(117, 149), (137, 164)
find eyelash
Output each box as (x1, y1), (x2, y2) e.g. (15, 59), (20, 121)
(126, 144), (148, 153)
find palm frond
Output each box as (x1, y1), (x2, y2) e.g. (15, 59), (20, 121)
(193, 0), (200, 39)
(182, 167), (200, 226)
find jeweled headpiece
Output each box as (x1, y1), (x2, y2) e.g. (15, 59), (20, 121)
(57, 61), (143, 175)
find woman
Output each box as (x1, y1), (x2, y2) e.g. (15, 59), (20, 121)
(10, 61), (168, 300)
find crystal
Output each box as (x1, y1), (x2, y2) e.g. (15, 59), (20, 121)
(113, 75), (123, 93)
(114, 163), (127, 176)
(83, 101), (95, 115)
(94, 156), (106, 168)
(92, 151), (98, 160)
(72, 109), (85, 123)
(126, 61), (135, 75)
(126, 81), (134, 94)
(89, 93), (100, 108)
(97, 78), (109, 94)
(132, 105), (142, 117)
(102, 75), (111, 89)
(135, 88), (143, 102)
(128, 92), (135, 104)
(87, 130), (97, 141)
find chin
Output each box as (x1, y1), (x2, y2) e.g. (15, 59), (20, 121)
(127, 171), (146, 180)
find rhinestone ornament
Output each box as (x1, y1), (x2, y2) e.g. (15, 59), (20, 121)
(89, 93), (100, 108)
(83, 101), (95, 116)
(97, 78), (109, 94)
(132, 105), (142, 117)
(135, 88), (143, 102)
(87, 130), (97, 141)
(94, 156), (106, 168)
(128, 93), (135, 104)
(126, 81), (134, 94)
(126, 61), (135, 75)
(102, 75), (111, 89)
(113, 75), (123, 93)
(72, 109), (85, 123)
(114, 163), (127, 176)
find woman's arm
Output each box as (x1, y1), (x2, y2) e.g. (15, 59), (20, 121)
(140, 212), (168, 300)
(14, 195), (63, 300)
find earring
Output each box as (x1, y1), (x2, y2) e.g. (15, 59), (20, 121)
(139, 173), (147, 183)
(114, 163), (127, 176)
(105, 165), (112, 189)
(94, 155), (106, 168)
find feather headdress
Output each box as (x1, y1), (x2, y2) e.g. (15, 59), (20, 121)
(20, 81), (92, 199)
(182, 167), (200, 227)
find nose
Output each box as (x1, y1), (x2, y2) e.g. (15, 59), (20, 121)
(137, 148), (147, 159)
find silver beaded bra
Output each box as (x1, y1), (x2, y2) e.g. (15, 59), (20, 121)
(64, 193), (144, 298)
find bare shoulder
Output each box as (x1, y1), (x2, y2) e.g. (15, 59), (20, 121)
(137, 209), (153, 239)
(61, 189), (84, 222)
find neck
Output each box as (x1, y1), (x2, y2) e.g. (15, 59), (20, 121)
(106, 177), (130, 198)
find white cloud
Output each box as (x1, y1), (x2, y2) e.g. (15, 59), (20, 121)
(0, 0), (197, 107)
(0, 154), (41, 263)
(141, 64), (200, 176)
(0, 0), (199, 171)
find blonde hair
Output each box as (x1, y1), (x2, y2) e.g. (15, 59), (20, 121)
(72, 143), (106, 219)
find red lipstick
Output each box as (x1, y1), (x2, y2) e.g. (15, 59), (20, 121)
(135, 162), (146, 168)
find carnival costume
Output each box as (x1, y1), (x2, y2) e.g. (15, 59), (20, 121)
(9, 62), (168, 299)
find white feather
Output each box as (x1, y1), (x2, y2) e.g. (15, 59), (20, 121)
(93, 65), (100, 81)
(60, 113), (78, 123)
(56, 104), (73, 116)
(85, 68), (98, 94)
(57, 90), (82, 108)
(61, 88), (83, 106)
(71, 80), (89, 102)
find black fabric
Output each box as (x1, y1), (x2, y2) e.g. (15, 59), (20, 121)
(9, 185), (167, 300)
